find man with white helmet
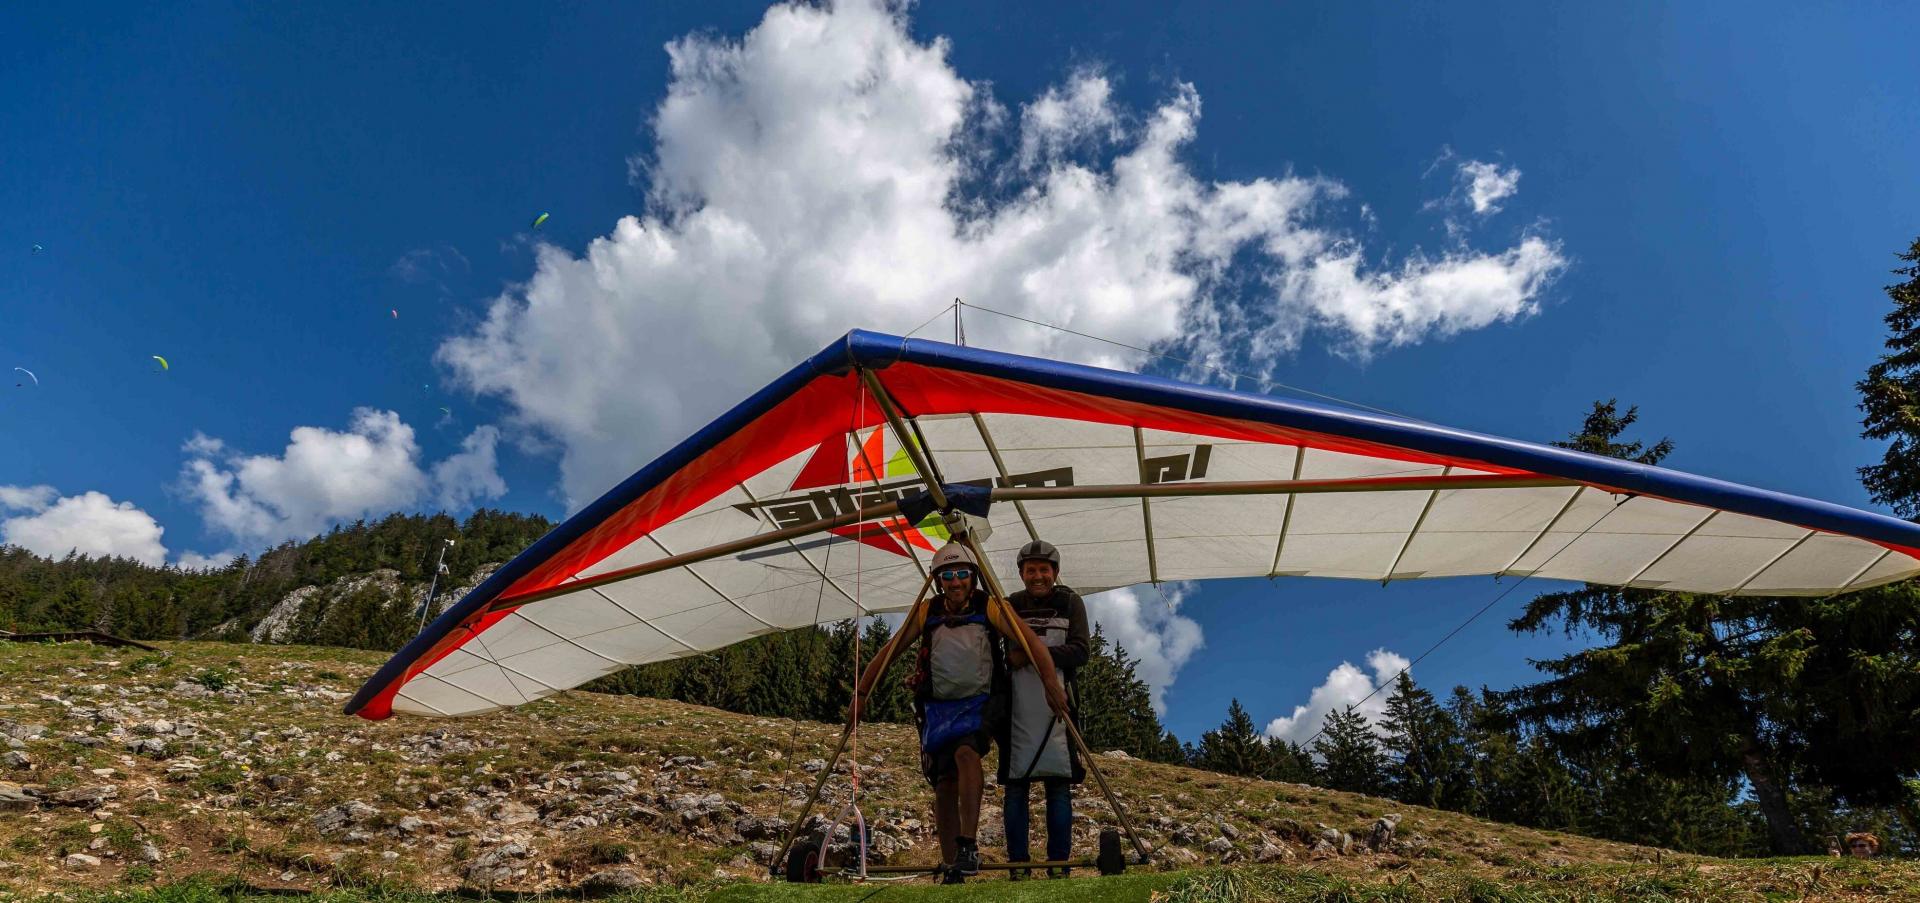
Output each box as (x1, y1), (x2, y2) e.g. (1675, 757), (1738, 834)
(856, 540), (1068, 883)
(998, 538), (1091, 879)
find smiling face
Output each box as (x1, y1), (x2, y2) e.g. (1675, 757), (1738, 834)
(938, 566), (975, 608)
(1020, 559), (1057, 597)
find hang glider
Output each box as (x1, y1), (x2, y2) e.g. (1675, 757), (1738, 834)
(348, 330), (1920, 720)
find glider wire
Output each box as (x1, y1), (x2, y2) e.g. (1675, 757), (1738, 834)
(952, 299), (1423, 422)
(1295, 492), (1634, 751)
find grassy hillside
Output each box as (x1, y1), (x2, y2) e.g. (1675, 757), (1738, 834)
(1, 640), (1913, 902)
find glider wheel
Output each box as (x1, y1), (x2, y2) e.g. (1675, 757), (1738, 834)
(1096, 828), (1126, 876)
(784, 836), (824, 883)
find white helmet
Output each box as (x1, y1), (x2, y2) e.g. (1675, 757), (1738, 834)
(931, 542), (979, 577)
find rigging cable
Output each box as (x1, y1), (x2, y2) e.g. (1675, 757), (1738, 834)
(1296, 491), (1635, 750)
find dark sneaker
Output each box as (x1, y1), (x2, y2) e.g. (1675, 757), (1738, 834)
(1048, 866), (1071, 879)
(1009, 867), (1031, 881)
(941, 866), (965, 884)
(954, 838), (981, 876)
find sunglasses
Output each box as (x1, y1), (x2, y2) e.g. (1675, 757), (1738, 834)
(937, 569), (974, 581)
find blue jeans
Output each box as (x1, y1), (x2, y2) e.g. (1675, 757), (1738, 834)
(1003, 778), (1072, 863)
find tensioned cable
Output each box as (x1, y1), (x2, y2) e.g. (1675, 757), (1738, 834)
(952, 299), (1424, 422)
(1295, 491), (1634, 751)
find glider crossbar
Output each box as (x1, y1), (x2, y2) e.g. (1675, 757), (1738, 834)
(993, 473), (1581, 502)
(486, 499), (910, 612)
(484, 474), (1583, 613)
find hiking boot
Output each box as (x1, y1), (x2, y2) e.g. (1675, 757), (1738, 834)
(1047, 866), (1071, 879)
(941, 866), (965, 884)
(954, 838), (982, 876)
(1008, 867), (1031, 881)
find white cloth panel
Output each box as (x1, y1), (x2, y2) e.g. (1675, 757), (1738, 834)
(1138, 431), (1299, 581)
(1391, 486), (1586, 578)
(974, 415), (1149, 592)
(1273, 449), (1445, 578)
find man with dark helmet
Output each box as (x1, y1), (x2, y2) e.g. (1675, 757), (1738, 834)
(998, 538), (1092, 879)
(855, 540), (1067, 883)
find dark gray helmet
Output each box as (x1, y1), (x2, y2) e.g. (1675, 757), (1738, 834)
(1017, 539), (1060, 569)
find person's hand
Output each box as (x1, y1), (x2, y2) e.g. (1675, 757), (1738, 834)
(1045, 679), (1069, 717)
(1007, 647), (1030, 670)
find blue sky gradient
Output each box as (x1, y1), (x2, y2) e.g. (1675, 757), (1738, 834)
(3, 2), (1915, 740)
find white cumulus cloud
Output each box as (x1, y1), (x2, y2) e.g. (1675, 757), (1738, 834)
(435, 0), (1569, 509)
(432, 425), (508, 510)
(1085, 582), (1205, 715)
(173, 550), (238, 571)
(1263, 648), (1409, 746)
(180, 411), (505, 549)
(1460, 160), (1522, 215)
(0, 485), (170, 566)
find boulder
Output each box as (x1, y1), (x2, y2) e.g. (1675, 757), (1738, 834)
(581, 867), (646, 891)
(1254, 838), (1293, 863)
(0, 781), (37, 813)
(490, 800), (537, 825)
(49, 785), (117, 807)
(313, 800), (379, 834)
(1368, 813), (1400, 851)
(63, 853), (102, 869)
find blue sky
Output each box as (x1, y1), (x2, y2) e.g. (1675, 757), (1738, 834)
(3, 2), (1915, 741)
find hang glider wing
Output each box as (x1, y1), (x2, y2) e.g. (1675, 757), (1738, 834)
(348, 330), (1920, 720)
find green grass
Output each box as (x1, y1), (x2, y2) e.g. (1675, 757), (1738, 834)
(34, 861), (1920, 903)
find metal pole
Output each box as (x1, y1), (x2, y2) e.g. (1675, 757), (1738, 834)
(418, 538), (454, 632)
(857, 368), (948, 510)
(769, 571), (935, 877)
(956, 530), (1153, 864)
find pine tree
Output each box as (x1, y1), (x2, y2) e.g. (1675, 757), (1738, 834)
(1380, 672), (1461, 808)
(1857, 237), (1920, 515)
(1314, 706), (1386, 796)
(1262, 736), (1316, 784)
(1195, 699), (1270, 777)
(1511, 401), (1813, 853)
(1077, 628), (1180, 760)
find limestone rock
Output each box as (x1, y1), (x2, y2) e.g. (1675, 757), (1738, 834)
(1254, 837), (1293, 863)
(581, 867), (646, 891)
(490, 800), (537, 825)
(63, 853), (102, 868)
(314, 800), (379, 834)
(49, 785), (117, 807)
(1368, 813), (1400, 851)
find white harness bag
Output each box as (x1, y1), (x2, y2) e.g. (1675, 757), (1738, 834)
(928, 616), (994, 701)
(1007, 614), (1073, 779)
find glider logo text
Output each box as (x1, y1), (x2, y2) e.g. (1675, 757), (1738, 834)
(734, 468), (1072, 530)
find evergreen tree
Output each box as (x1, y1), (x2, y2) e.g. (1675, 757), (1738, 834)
(1857, 236), (1920, 515)
(1314, 706), (1386, 795)
(1510, 402), (1812, 852)
(1077, 628), (1182, 761)
(1379, 672), (1461, 808)
(1262, 736), (1317, 784)
(1195, 699), (1270, 778)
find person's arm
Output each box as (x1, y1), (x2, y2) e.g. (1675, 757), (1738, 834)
(1048, 589), (1092, 673)
(989, 596), (1069, 717)
(855, 597), (926, 709)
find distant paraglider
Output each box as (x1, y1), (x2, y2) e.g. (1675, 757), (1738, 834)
(391, 309), (399, 319)
(151, 355), (169, 372)
(12, 367), (36, 387)
(530, 212), (549, 230)
(31, 244), (43, 254)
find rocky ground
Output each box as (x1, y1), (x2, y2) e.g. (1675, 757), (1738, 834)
(0, 640), (1677, 897)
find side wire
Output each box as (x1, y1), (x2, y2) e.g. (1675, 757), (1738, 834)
(954, 299), (1422, 422)
(1296, 492), (1635, 750)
